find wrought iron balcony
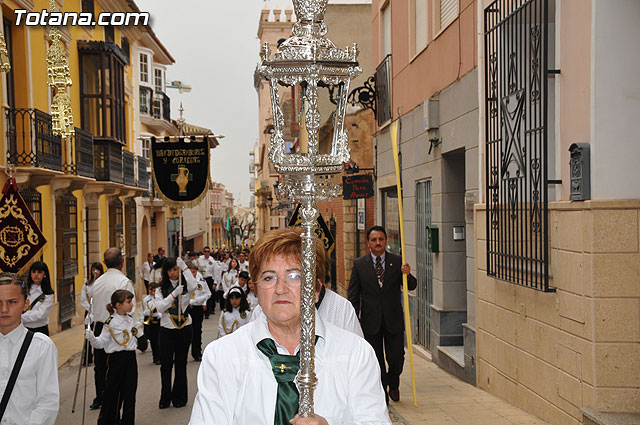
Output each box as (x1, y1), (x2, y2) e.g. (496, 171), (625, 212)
(93, 139), (123, 183)
(137, 155), (149, 189)
(6, 108), (63, 171)
(62, 127), (94, 178)
(123, 150), (135, 186)
(374, 54), (392, 126)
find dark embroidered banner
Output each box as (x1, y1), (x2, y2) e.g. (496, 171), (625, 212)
(0, 179), (47, 273)
(150, 136), (210, 207)
(287, 203), (335, 254)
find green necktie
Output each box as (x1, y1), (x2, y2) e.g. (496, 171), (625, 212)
(256, 338), (300, 425)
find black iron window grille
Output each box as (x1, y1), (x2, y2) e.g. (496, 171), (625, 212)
(6, 108), (63, 171)
(20, 188), (42, 229)
(140, 86), (153, 115)
(123, 150), (135, 186)
(484, 0), (552, 291)
(109, 199), (123, 248)
(125, 199), (137, 257)
(94, 139), (123, 183)
(374, 54), (392, 126)
(137, 156), (149, 190)
(74, 127), (94, 178)
(55, 194), (78, 280)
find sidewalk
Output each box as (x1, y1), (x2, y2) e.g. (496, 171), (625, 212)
(52, 325), (551, 425)
(52, 323), (85, 369)
(391, 349), (551, 425)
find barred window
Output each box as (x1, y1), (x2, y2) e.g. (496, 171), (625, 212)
(484, 0), (554, 291)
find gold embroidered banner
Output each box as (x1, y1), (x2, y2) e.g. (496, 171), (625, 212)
(0, 179), (47, 273)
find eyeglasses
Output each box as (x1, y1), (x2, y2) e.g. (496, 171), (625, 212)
(204, 250), (210, 253)
(257, 271), (302, 289)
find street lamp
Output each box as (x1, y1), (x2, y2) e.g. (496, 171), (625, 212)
(259, 0), (361, 417)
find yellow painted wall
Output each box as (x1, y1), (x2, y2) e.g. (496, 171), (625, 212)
(99, 194), (109, 255)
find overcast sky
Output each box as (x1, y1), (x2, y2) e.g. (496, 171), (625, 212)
(135, 0), (271, 206)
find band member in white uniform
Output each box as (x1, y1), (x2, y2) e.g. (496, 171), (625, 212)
(188, 263), (211, 361)
(0, 273), (59, 425)
(245, 277), (259, 310)
(212, 253), (226, 312)
(89, 248), (136, 411)
(196, 247), (216, 317)
(220, 259), (239, 300)
(21, 261), (54, 336)
(142, 282), (162, 364)
(217, 286), (251, 337)
(86, 289), (145, 425)
(80, 262), (104, 366)
(237, 251), (250, 273)
(155, 257), (199, 409)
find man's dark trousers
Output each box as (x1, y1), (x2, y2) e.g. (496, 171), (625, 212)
(348, 251), (417, 392)
(93, 321), (106, 405)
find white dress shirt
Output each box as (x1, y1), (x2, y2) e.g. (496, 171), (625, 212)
(250, 288), (364, 338)
(212, 261), (225, 285)
(80, 282), (92, 312)
(196, 256), (215, 278)
(238, 260), (250, 273)
(217, 307), (252, 337)
(139, 261), (152, 281)
(22, 285), (53, 329)
(86, 313), (143, 353)
(190, 273), (212, 307)
(91, 268), (136, 323)
(246, 291), (259, 310)
(142, 294), (161, 319)
(370, 252), (386, 271)
(220, 270), (238, 296)
(154, 270), (199, 329)
(189, 313), (390, 425)
(0, 323), (59, 425)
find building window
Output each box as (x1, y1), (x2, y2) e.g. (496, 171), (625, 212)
(411, 0), (428, 56)
(139, 86), (152, 115)
(142, 137), (151, 160)
(78, 41), (127, 144)
(381, 3), (391, 57)
(121, 36), (130, 61)
(139, 53), (149, 83)
(56, 194), (78, 279)
(104, 26), (115, 43)
(437, 0), (458, 33)
(81, 0), (95, 24)
(484, 0), (552, 291)
(109, 199), (123, 248)
(381, 187), (400, 255)
(154, 68), (163, 93)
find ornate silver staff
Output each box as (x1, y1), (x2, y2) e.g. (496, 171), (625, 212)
(259, 0), (361, 416)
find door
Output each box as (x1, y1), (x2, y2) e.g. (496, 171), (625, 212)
(415, 180), (433, 350)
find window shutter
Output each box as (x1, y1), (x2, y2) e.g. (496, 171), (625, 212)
(440, 0), (458, 30)
(382, 5), (391, 56)
(415, 0), (427, 52)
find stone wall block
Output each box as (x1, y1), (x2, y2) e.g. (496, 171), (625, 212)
(595, 343), (640, 387)
(558, 291), (585, 324)
(551, 249), (586, 295)
(595, 387), (640, 413)
(592, 209), (639, 253)
(594, 298), (640, 343)
(593, 253), (640, 297)
(550, 210), (583, 252)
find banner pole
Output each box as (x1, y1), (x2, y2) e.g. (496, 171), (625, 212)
(178, 207), (183, 323)
(390, 120), (418, 408)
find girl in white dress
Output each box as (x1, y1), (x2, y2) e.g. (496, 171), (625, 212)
(217, 286), (251, 337)
(220, 258), (240, 299)
(22, 262), (54, 335)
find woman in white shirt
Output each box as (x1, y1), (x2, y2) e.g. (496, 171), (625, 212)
(139, 253), (154, 294)
(154, 257), (199, 409)
(22, 261), (54, 335)
(220, 258), (240, 299)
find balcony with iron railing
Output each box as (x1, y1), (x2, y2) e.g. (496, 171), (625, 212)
(141, 90), (174, 133)
(93, 139), (123, 183)
(6, 108), (63, 171)
(62, 127), (94, 178)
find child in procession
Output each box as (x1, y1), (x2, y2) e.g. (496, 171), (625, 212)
(188, 263), (211, 361)
(0, 273), (59, 425)
(21, 261), (54, 335)
(245, 276), (259, 310)
(218, 286), (252, 337)
(143, 282), (162, 365)
(85, 289), (146, 425)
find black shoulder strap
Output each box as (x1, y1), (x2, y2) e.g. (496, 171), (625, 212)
(28, 293), (45, 310)
(0, 330), (34, 420)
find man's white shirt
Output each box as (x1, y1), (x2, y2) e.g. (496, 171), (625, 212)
(189, 312), (390, 425)
(91, 268), (136, 323)
(190, 272), (212, 306)
(197, 255), (215, 278)
(0, 323), (59, 425)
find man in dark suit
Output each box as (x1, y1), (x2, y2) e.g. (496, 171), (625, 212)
(348, 225), (417, 403)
